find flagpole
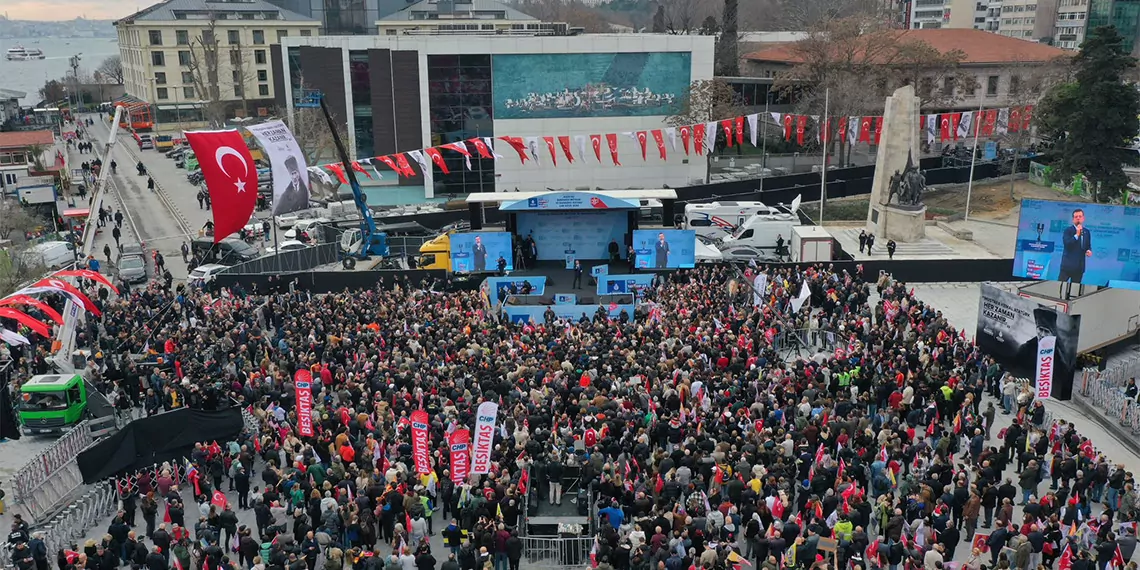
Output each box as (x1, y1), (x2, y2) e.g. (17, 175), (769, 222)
(964, 97), (985, 222)
(820, 88), (829, 226)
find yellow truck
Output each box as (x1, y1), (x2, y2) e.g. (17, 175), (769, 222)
(417, 232), (452, 270)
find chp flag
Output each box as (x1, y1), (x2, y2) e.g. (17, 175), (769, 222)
(245, 120), (311, 216)
(471, 401), (499, 475)
(294, 369), (315, 437)
(449, 428), (471, 483)
(184, 130), (258, 242)
(1035, 335), (1057, 399)
(410, 410), (432, 475)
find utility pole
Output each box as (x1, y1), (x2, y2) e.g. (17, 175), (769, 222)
(69, 53), (82, 111)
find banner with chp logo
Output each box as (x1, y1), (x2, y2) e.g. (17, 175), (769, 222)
(974, 282), (1081, 400)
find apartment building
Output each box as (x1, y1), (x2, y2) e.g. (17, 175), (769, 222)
(995, 0), (1058, 40)
(1053, 0), (1090, 48)
(376, 0), (572, 36)
(115, 0), (320, 126)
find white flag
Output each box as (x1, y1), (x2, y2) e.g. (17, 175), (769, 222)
(956, 112), (974, 140)
(482, 136), (503, 160)
(791, 283), (812, 313)
(770, 112), (782, 125)
(406, 149), (430, 175)
(704, 121), (717, 154)
(926, 115), (937, 144)
(747, 114), (759, 147)
(665, 127), (677, 151)
(574, 135), (588, 162)
(524, 136), (541, 164)
(848, 117), (859, 145)
(996, 108), (1010, 135)
(811, 115), (820, 143)
(1, 328), (29, 346)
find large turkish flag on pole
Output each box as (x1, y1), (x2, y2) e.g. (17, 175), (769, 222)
(185, 130), (257, 243)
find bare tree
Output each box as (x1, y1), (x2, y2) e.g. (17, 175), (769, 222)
(0, 248), (45, 299)
(667, 78), (747, 126)
(775, 0), (889, 30)
(229, 41), (259, 119)
(653, 0), (718, 34)
(0, 200), (41, 241)
(185, 15), (227, 127)
(994, 56), (1071, 198)
(97, 55), (124, 84)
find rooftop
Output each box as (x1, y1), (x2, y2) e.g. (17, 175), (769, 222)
(744, 28), (1070, 66)
(0, 88), (27, 100)
(115, 0), (317, 24)
(0, 130), (54, 148)
(378, 0), (538, 22)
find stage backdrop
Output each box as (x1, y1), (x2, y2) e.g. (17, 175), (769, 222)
(1013, 199), (1140, 289)
(516, 210), (628, 261)
(491, 52), (691, 119)
(975, 282), (1081, 400)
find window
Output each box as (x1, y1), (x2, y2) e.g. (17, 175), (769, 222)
(234, 84), (244, 96)
(184, 86), (196, 98)
(151, 51), (166, 66)
(252, 30), (265, 44)
(228, 30), (240, 44)
(67, 385), (82, 406)
(257, 69), (267, 81)
(178, 50), (191, 65)
(155, 71), (167, 84)
(182, 71), (194, 83)
(176, 30), (189, 44)
(300, 29), (311, 36)
(232, 70), (242, 83)
(986, 75), (999, 95)
(258, 84), (269, 96)
(254, 49), (266, 64)
(1010, 75), (1021, 95)
(202, 29), (215, 45)
(3, 173), (17, 185)
(156, 87), (169, 99)
(149, 30), (163, 45)
(230, 50), (242, 65)
(276, 29), (288, 41)
(943, 76), (954, 95)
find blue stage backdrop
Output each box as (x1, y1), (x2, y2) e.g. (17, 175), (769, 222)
(597, 273), (656, 297)
(451, 232), (513, 273)
(482, 276), (547, 303)
(632, 230), (696, 269)
(504, 303), (636, 323)
(492, 52), (691, 119)
(516, 211), (628, 261)
(1013, 199), (1140, 289)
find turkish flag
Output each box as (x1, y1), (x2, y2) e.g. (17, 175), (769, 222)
(721, 119), (734, 147)
(858, 117), (872, 142)
(983, 109), (998, 136)
(590, 134), (603, 161)
(377, 155), (401, 176)
(498, 136), (529, 163)
(326, 163), (347, 185)
(557, 135), (574, 163)
(795, 115), (807, 145)
(424, 147), (449, 175)
(651, 129), (667, 161)
(0, 307), (50, 337)
(184, 129), (257, 243)
(605, 133), (621, 165)
(940, 114), (951, 142)
(636, 131), (649, 160)
(837, 117), (847, 144)
(394, 153), (416, 177)
(734, 116), (745, 146)
(29, 278), (100, 316)
(679, 126), (691, 155)
(468, 138), (493, 159)
(873, 117), (884, 145)
(542, 136), (559, 166)
(1022, 105), (1034, 131)
(693, 123), (707, 156)
(820, 119), (831, 145)
(950, 113), (962, 140)
(783, 114), (794, 141)
(1009, 108), (1022, 133)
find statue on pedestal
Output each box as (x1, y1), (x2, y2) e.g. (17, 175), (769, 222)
(885, 151), (926, 208)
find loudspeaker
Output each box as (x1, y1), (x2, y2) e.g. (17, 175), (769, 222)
(469, 203), (482, 230)
(505, 213), (516, 234)
(662, 199), (676, 227)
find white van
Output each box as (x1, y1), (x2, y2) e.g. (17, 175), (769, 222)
(683, 201), (794, 238)
(20, 241), (76, 269)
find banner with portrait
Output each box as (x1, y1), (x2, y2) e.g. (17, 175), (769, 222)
(246, 120), (311, 216)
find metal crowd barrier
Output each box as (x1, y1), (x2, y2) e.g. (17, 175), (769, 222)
(520, 536), (596, 570)
(1075, 366), (1140, 436)
(11, 420), (97, 524)
(0, 481), (117, 569)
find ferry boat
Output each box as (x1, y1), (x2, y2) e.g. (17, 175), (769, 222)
(5, 46), (46, 61)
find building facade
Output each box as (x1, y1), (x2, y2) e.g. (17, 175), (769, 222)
(376, 0), (571, 36)
(115, 0), (320, 126)
(1053, 0), (1090, 48)
(273, 34), (714, 197)
(994, 0), (1058, 40)
(1089, 0), (1140, 53)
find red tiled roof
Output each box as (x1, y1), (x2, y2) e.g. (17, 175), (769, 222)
(744, 28), (1071, 66)
(0, 130), (54, 149)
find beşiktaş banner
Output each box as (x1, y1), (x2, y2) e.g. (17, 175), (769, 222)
(471, 401), (499, 474)
(1034, 335), (1057, 399)
(246, 120), (311, 216)
(449, 428), (471, 483)
(410, 410), (431, 475)
(975, 282), (1081, 400)
(294, 370), (314, 437)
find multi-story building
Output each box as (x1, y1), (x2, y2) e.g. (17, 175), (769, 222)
(114, 0), (320, 127)
(984, 0), (1003, 30)
(261, 0), (415, 34)
(947, 0), (991, 28)
(995, 0), (1058, 40)
(910, 0), (993, 28)
(376, 0), (572, 36)
(1053, 0), (1090, 48)
(1088, 0), (1140, 53)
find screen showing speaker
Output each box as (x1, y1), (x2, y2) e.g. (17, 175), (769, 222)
(450, 232), (513, 273)
(516, 211), (629, 261)
(632, 230), (696, 269)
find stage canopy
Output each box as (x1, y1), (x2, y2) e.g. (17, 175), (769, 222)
(466, 190), (677, 212)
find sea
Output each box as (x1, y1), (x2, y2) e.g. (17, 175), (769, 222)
(0, 37), (120, 105)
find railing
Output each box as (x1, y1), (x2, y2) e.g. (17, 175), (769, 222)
(221, 243), (339, 275)
(11, 420), (97, 524)
(519, 536), (595, 570)
(1076, 365), (1140, 436)
(0, 481), (118, 569)
(519, 465), (530, 538)
(773, 328), (842, 355)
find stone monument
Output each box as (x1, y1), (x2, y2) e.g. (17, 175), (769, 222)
(866, 85), (927, 242)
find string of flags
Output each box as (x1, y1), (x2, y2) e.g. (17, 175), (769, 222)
(305, 104), (1035, 185)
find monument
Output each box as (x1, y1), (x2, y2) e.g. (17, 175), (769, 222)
(866, 85), (927, 242)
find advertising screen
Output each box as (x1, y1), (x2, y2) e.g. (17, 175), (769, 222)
(516, 211), (628, 261)
(1013, 199), (1140, 288)
(632, 230), (696, 269)
(450, 233), (513, 273)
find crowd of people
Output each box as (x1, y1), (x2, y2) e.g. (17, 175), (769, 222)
(2, 262), (1139, 570)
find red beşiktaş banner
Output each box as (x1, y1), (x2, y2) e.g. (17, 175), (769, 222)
(411, 410), (432, 475)
(184, 129), (258, 243)
(1035, 335), (1057, 400)
(471, 401), (499, 475)
(294, 370), (315, 437)
(449, 428), (471, 483)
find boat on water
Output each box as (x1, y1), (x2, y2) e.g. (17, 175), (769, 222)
(5, 46), (46, 61)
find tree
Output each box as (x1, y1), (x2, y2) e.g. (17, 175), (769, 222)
(652, 5), (666, 33)
(666, 79), (746, 126)
(1037, 26), (1140, 202)
(185, 15), (228, 127)
(0, 200), (40, 241)
(39, 79), (66, 103)
(716, 0), (740, 76)
(995, 56), (1070, 198)
(97, 55), (124, 84)
(653, 0), (718, 34)
(0, 248), (45, 300)
(774, 0), (888, 30)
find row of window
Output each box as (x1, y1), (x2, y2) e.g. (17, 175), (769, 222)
(0, 151), (28, 166)
(1057, 11), (1087, 19)
(148, 28), (310, 46)
(153, 84), (270, 100)
(1058, 0), (1088, 6)
(153, 69), (268, 84)
(1001, 17), (1037, 24)
(1001, 4), (1038, 12)
(151, 48), (268, 66)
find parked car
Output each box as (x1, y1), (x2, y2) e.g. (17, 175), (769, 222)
(263, 240), (309, 256)
(187, 263), (229, 286)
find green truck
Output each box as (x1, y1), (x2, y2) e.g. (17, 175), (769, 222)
(17, 372), (118, 437)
